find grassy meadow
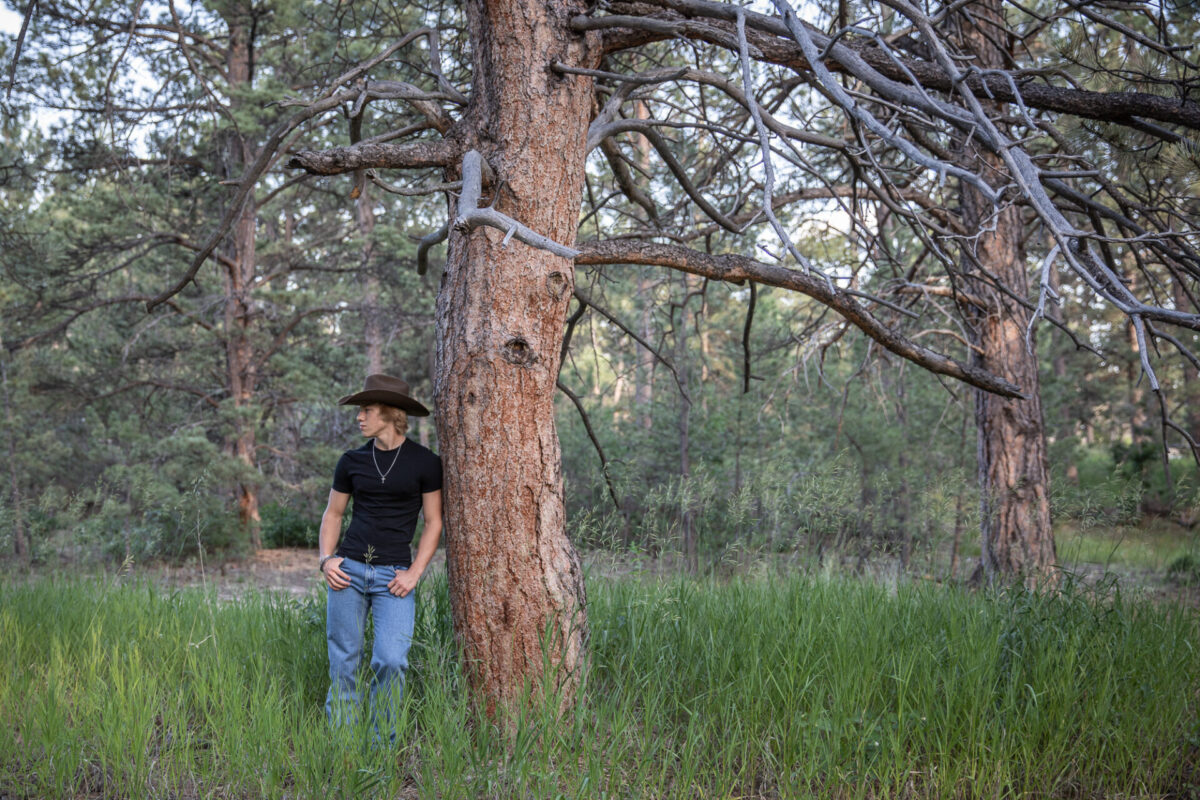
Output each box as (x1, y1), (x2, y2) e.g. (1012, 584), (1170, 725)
(1, 569), (1198, 799)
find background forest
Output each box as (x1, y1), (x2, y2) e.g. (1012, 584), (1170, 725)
(0, 0), (1197, 582)
(3, 173), (1197, 579)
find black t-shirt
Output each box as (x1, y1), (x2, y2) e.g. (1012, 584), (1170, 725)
(332, 438), (443, 567)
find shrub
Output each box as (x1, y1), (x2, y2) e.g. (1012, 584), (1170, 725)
(1166, 553), (1200, 586)
(261, 502), (317, 548)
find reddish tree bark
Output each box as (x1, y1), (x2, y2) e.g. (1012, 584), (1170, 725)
(433, 0), (596, 716)
(221, 207), (263, 547)
(219, 15), (262, 547)
(963, 200), (1056, 584)
(958, 0), (1056, 585)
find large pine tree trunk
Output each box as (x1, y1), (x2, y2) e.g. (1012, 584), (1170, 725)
(433, 0), (595, 716)
(959, 0), (1055, 585)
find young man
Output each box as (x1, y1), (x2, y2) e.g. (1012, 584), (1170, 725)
(318, 374), (443, 741)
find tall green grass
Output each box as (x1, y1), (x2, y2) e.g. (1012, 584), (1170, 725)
(1, 572), (1197, 798)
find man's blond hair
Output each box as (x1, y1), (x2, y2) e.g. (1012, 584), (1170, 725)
(378, 404), (409, 437)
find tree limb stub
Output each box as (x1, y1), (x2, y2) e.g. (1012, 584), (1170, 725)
(455, 150), (581, 260)
(416, 221), (449, 276)
(287, 139), (459, 175)
(575, 239), (1025, 399)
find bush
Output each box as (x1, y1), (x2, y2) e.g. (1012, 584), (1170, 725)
(69, 474), (243, 564)
(261, 502), (317, 548)
(1166, 553), (1200, 586)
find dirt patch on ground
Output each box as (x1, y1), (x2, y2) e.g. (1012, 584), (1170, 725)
(153, 547), (321, 601)
(142, 548), (1200, 606)
(154, 548), (451, 602)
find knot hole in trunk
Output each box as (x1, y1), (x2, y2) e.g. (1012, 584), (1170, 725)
(546, 271), (569, 300)
(501, 336), (537, 367)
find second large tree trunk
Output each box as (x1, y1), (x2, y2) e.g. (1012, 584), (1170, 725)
(221, 16), (261, 549)
(433, 0), (595, 717)
(959, 0), (1056, 586)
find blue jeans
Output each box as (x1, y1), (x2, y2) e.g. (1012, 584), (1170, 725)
(325, 557), (415, 741)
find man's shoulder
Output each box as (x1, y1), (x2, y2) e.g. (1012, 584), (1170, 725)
(405, 440), (442, 465)
(339, 441), (373, 459)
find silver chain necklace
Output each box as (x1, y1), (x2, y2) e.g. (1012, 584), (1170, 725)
(371, 439), (402, 484)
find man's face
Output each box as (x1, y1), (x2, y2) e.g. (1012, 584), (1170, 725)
(356, 403), (388, 439)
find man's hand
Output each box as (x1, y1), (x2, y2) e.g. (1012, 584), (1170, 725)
(322, 557), (350, 590)
(388, 566), (421, 597)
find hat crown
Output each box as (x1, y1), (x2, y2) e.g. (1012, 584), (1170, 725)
(363, 373), (410, 395)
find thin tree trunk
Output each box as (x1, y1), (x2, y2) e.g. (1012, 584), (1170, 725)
(961, 192), (1055, 584)
(845, 434), (876, 564)
(356, 187), (385, 374)
(1173, 281), (1200, 442)
(948, 409), (971, 581)
(734, 400), (743, 495)
(222, 201), (262, 548)
(949, 490), (965, 580)
(433, 0), (594, 718)
(220, 17), (262, 550)
(636, 275), (654, 431)
(893, 377), (912, 573)
(675, 274), (696, 573)
(959, 0), (1056, 586)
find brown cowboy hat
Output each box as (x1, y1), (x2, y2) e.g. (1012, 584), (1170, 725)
(338, 374), (431, 416)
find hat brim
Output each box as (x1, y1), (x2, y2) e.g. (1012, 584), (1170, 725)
(338, 390), (430, 416)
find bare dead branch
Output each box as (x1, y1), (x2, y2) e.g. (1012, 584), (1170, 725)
(367, 172), (462, 197)
(415, 221), (449, 276)
(589, 119), (745, 233)
(559, 296), (587, 368)
(455, 150), (581, 260)
(576, 239), (1024, 398)
(417, 27), (469, 106)
(572, 287), (690, 403)
(742, 280), (756, 393)
(598, 137), (660, 225)
(894, 283), (989, 311)
(736, 9), (830, 283)
(582, 1), (1200, 131)
(556, 379), (623, 514)
(354, 80), (457, 133)
(911, 328), (985, 356)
